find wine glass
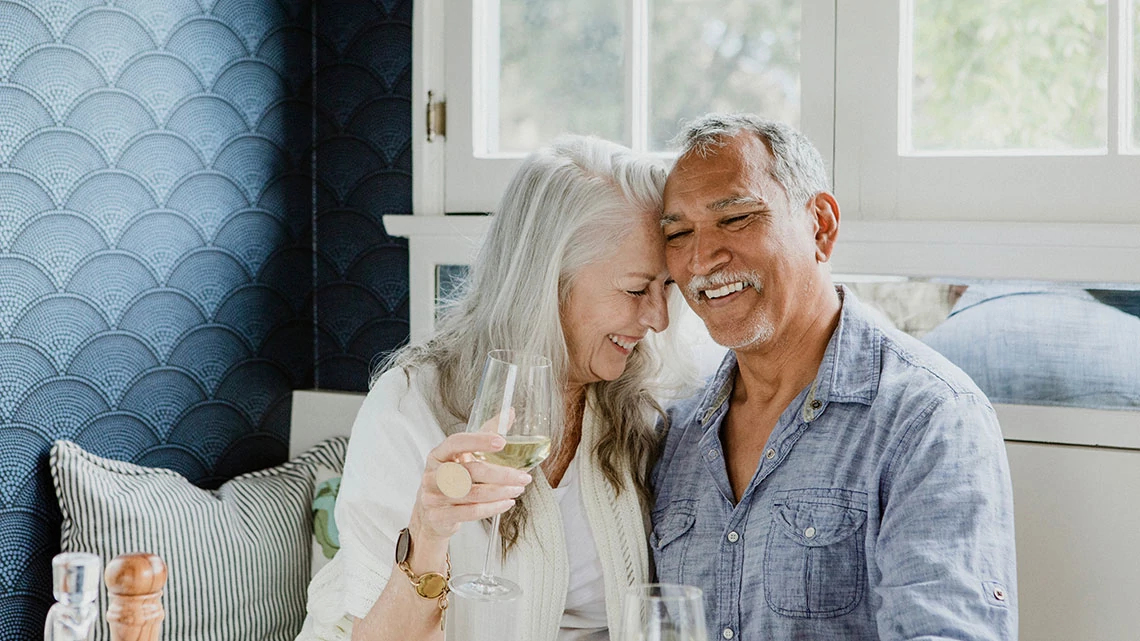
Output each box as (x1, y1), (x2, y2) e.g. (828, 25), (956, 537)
(619, 584), (709, 641)
(449, 349), (554, 602)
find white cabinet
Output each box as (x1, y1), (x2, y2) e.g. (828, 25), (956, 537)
(1006, 441), (1140, 640)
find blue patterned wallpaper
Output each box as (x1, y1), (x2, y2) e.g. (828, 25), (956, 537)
(314, 0), (411, 390)
(0, 0), (411, 636)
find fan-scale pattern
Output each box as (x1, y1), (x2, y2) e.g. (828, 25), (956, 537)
(0, 1), (413, 636)
(314, 0), (411, 389)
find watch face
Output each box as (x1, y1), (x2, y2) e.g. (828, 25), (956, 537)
(395, 528), (411, 564)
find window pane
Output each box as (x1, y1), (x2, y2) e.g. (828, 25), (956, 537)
(907, 0), (1107, 153)
(648, 0), (801, 151)
(494, 0), (624, 153)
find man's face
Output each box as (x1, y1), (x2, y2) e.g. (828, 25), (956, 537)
(661, 134), (824, 352)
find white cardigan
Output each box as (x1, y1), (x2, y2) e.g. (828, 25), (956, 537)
(298, 367), (650, 641)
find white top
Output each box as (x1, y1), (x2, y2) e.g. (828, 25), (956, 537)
(554, 458), (610, 641)
(297, 366), (650, 641)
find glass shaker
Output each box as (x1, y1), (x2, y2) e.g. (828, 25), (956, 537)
(44, 552), (101, 641)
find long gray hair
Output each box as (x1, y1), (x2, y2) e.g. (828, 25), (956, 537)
(674, 113), (830, 207)
(379, 135), (671, 552)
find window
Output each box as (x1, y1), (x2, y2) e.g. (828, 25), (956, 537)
(434, 0), (834, 213)
(836, 0), (1140, 225)
(903, 0), (1108, 154)
(409, 0), (1140, 294)
(486, 0), (804, 154)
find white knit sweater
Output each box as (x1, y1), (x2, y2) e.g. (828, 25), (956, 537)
(297, 367), (650, 641)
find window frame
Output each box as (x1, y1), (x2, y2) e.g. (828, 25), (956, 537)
(833, 0), (1140, 228)
(420, 0), (836, 214)
(403, 0), (1140, 452)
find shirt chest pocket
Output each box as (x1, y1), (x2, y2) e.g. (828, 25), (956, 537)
(764, 492), (867, 618)
(650, 499), (696, 584)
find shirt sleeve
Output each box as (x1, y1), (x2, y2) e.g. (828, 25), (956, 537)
(874, 392), (1018, 641)
(334, 369), (448, 620)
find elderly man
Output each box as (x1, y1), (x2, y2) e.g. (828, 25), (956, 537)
(652, 114), (1017, 641)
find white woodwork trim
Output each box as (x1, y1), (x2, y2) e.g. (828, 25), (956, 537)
(997, 403), (1140, 451)
(383, 215), (489, 343)
(289, 389), (366, 457)
(800, 0), (838, 185)
(412, 0), (446, 215)
(833, 221), (1140, 284)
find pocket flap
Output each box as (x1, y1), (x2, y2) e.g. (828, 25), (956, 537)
(772, 499), (866, 547)
(652, 499), (696, 550)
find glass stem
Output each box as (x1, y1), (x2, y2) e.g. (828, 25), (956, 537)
(480, 513), (502, 582)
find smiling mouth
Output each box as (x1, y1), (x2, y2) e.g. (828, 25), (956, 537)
(701, 281), (751, 301)
(608, 334), (639, 351)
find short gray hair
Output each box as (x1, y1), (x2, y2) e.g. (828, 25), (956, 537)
(674, 113), (830, 207)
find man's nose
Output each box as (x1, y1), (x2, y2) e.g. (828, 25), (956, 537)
(689, 230), (729, 276)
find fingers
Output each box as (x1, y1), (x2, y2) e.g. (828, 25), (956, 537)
(429, 432), (505, 464)
(466, 460), (532, 487)
(415, 427), (534, 538)
(414, 463), (528, 538)
(423, 480), (525, 507)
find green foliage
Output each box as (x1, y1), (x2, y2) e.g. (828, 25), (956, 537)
(647, 0), (800, 149)
(492, 0), (1132, 154)
(494, 0), (801, 151)
(910, 0), (1108, 151)
(498, 0), (625, 151)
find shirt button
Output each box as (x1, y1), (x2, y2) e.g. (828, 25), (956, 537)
(765, 448), (776, 460)
(727, 531), (739, 543)
(804, 526), (817, 538)
(810, 399), (822, 410)
(722, 628), (734, 639)
(993, 587), (1006, 601)
(706, 449), (718, 460)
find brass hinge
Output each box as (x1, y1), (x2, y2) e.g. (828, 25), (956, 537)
(426, 91), (446, 142)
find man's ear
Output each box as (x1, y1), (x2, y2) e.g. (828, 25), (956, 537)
(809, 192), (840, 263)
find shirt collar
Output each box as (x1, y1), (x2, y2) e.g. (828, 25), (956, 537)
(694, 285), (881, 428)
(805, 285), (880, 420)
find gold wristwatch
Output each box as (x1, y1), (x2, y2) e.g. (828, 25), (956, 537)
(395, 527), (451, 630)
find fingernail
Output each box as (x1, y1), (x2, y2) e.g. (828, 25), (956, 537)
(510, 485), (525, 497)
(518, 473), (533, 484)
(490, 435), (506, 448)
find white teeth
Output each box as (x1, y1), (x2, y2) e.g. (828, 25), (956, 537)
(608, 335), (637, 350)
(704, 281), (746, 299)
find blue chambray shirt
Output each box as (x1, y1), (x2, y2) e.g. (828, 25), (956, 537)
(652, 289), (1017, 641)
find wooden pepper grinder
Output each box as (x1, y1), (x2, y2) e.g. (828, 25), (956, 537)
(104, 553), (167, 641)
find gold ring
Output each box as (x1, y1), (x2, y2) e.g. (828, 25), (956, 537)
(435, 461), (472, 499)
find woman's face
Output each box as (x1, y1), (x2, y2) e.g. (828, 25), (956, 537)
(561, 215), (672, 388)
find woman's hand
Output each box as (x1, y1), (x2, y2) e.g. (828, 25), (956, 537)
(409, 431), (533, 545)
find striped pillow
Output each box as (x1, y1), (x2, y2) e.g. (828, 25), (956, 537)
(51, 437), (348, 641)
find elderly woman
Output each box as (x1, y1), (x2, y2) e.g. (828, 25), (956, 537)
(300, 136), (681, 641)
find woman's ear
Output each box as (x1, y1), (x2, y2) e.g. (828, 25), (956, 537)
(810, 192), (840, 263)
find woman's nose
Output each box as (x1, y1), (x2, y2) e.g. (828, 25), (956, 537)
(642, 287), (669, 333)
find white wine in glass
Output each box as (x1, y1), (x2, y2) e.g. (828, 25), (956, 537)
(449, 349), (554, 602)
(476, 434), (552, 470)
(620, 584), (708, 641)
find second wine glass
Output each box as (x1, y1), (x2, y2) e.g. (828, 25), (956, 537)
(449, 349), (554, 602)
(619, 583), (708, 641)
